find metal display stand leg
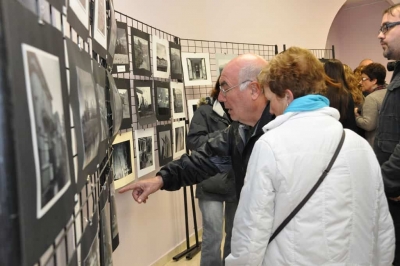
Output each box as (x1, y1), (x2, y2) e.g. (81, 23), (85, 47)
(172, 185), (201, 261)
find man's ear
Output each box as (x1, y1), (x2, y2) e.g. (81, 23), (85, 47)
(251, 82), (263, 99)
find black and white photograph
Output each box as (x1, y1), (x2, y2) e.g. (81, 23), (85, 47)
(173, 121), (186, 159)
(187, 99), (199, 126)
(156, 124), (173, 166)
(112, 131), (135, 189)
(95, 83), (108, 142)
(67, 0), (90, 40)
(114, 78), (132, 130)
(131, 28), (151, 77)
(135, 128), (155, 177)
(92, 0), (107, 58)
(84, 235), (100, 266)
(100, 204), (113, 266)
(76, 67), (100, 169)
(112, 22), (130, 73)
(22, 44), (72, 219)
(181, 52), (213, 86)
(106, 0), (117, 67)
(109, 182), (119, 241)
(215, 53), (236, 76)
(154, 81), (171, 121)
(152, 35), (170, 79)
(134, 80), (156, 125)
(169, 42), (183, 80)
(107, 72), (123, 137)
(171, 82), (186, 119)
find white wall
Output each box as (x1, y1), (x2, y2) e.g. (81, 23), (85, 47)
(326, 1), (393, 81)
(112, 1), (348, 265)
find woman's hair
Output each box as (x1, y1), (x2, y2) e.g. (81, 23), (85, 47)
(324, 59), (350, 90)
(210, 75), (221, 99)
(361, 63), (387, 86)
(343, 64), (364, 106)
(257, 46), (327, 99)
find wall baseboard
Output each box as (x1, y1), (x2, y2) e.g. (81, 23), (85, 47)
(151, 229), (203, 266)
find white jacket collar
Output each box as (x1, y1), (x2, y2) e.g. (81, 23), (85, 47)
(213, 100), (226, 118)
(263, 107), (340, 132)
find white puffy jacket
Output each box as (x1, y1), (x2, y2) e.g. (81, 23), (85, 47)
(226, 107), (395, 266)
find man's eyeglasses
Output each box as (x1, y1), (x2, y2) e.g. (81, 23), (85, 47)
(379, 21), (400, 34)
(361, 77), (370, 82)
(219, 80), (253, 96)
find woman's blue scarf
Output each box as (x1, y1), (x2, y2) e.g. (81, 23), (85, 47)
(284, 95), (329, 114)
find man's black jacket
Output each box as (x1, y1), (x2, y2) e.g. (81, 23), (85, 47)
(158, 103), (274, 199)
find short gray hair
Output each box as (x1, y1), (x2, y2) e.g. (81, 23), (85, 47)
(238, 64), (264, 90)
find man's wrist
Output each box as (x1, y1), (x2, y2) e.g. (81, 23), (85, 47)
(156, 175), (164, 190)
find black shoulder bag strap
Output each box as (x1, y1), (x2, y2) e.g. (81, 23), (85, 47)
(268, 130), (346, 244)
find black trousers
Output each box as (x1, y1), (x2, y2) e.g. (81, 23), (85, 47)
(389, 200), (400, 266)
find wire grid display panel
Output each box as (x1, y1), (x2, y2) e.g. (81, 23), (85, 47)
(114, 11), (182, 162)
(20, 0), (113, 265)
(309, 48), (335, 60)
(180, 39), (278, 100)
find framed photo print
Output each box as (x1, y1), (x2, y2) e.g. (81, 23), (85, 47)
(106, 0), (117, 67)
(215, 53), (236, 76)
(112, 22), (130, 74)
(67, 38), (101, 190)
(181, 52), (212, 86)
(67, 0), (90, 40)
(187, 99), (199, 126)
(154, 81), (171, 121)
(92, 0), (107, 59)
(133, 80), (156, 125)
(112, 131), (135, 189)
(92, 60), (109, 161)
(169, 41), (183, 80)
(135, 128), (155, 178)
(173, 121), (186, 159)
(114, 78), (132, 130)
(152, 35), (170, 79)
(107, 72), (123, 138)
(131, 28), (151, 77)
(171, 82), (186, 119)
(5, 5), (76, 263)
(156, 124), (173, 166)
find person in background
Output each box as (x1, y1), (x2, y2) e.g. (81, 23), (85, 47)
(343, 64), (364, 109)
(376, 4), (400, 265)
(225, 46), (395, 266)
(323, 59), (358, 132)
(187, 77), (237, 266)
(358, 58), (373, 67)
(355, 63), (387, 146)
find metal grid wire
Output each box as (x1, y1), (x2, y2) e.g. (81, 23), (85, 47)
(282, 44), (336, 60)
(180, 39), (278, 101)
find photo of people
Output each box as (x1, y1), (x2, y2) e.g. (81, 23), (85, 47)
(76, 66), (100, 169)
(22, 44), (71, 218)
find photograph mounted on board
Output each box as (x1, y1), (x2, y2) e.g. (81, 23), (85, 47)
(92, 0), (107, 58)
(169, 41), (182, 80)
(187, 99), (199, 126)
(131, 28), (151, 77)
(156, 124), (173, 166)
(106, 0), (117, 67)
(67, 0), (90, 40)
(133, 79), (156, 125)
(22, 44), (72, 219)
(112, 131), (135, 189)
(172, 120), (186, 159)
(152, 35), (170, 79)
(114, 78), (132, 130)
(154, 81), (171, 121)
(112, 22), (130, 73)
(107, 72), (123, 137)
(215, 53), (236, 76)
(135, 128), (155, 178)
(171, 82), (186, 119)
(181, 52), (212, 86)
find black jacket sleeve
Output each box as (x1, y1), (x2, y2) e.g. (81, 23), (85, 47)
(381, 142), (400, 197)
(186, 106), (226, 151)
(157, 126), (232, 191)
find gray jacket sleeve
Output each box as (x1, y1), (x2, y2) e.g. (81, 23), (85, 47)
(157, 126), (232, 191)
(381, 143), (400, 197)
